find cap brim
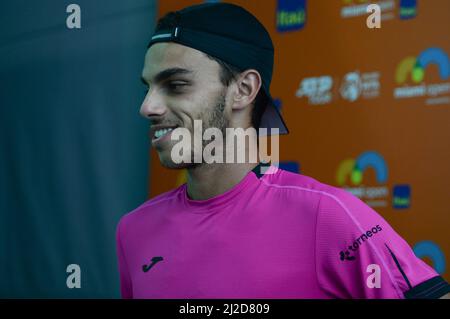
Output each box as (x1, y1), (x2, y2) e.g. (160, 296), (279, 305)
(258, 85), (289, 136)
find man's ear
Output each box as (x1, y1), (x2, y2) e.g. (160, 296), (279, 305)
(231, 69), (262, 111)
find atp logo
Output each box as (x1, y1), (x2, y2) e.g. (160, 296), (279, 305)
(336, 151), (390, 208)
(295, 76), (333, 105)
(296, 71), (379, 105)
(394, 47), (450, 105)
(276, 0), (307, 33)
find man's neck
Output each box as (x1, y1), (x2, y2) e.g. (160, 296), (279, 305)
(186, 162), (259, 201)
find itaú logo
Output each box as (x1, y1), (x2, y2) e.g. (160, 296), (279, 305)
(394, 47), (450, 105)
(276, 0), (307, 32)
(336, 151), (389, 208)
(399, 0), (417, 20)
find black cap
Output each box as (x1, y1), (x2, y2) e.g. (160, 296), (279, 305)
(147, 2), (289, 136)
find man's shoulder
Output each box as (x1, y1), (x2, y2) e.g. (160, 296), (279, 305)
(263, 166), (349, 200)
(263, 166), (369, 215)
(274, 168), (390, 236)
(117, 184), (184, 228)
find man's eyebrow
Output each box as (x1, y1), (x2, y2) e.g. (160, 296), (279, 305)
(141, 67), (193, 85)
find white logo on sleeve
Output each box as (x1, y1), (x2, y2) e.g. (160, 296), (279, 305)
(366, 264), (381, 288)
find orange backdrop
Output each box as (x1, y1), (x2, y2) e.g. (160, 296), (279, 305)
(148, 0), (450, 281)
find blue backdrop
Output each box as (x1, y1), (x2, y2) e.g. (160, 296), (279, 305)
(0, 0), (156, 297)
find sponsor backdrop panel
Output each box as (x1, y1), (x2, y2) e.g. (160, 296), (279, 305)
(150, 0), (450, 281)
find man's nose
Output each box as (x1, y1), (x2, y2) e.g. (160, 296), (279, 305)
(139, 89), (167, 119)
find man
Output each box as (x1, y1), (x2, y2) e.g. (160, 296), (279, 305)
(116, 2), (450, 299)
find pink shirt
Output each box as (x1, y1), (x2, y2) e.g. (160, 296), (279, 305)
(116, 165), (444, 298)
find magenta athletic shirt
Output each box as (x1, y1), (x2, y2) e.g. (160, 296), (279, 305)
(116, 164), (449, 299)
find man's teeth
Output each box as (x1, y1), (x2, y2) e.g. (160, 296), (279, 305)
(154, 128), (174, 139)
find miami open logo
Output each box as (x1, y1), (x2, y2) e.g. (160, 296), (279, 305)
(341, 0), (394, 20)
(394, 47), (450, 105)
(336, 151), (389, 207)
(336, 151), (411, 209)
(341, 0), (417, 20)
(339, 71), (380, 102)
(413, 241), (446, 275)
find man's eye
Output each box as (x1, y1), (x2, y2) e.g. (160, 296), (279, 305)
(167, 82), (187, 91)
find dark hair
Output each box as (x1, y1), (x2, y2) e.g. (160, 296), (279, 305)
(154, 11), (268, 130)
(204, 54), (267, 131)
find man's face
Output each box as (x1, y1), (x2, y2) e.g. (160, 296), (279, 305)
(140, 42), (230, 169)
